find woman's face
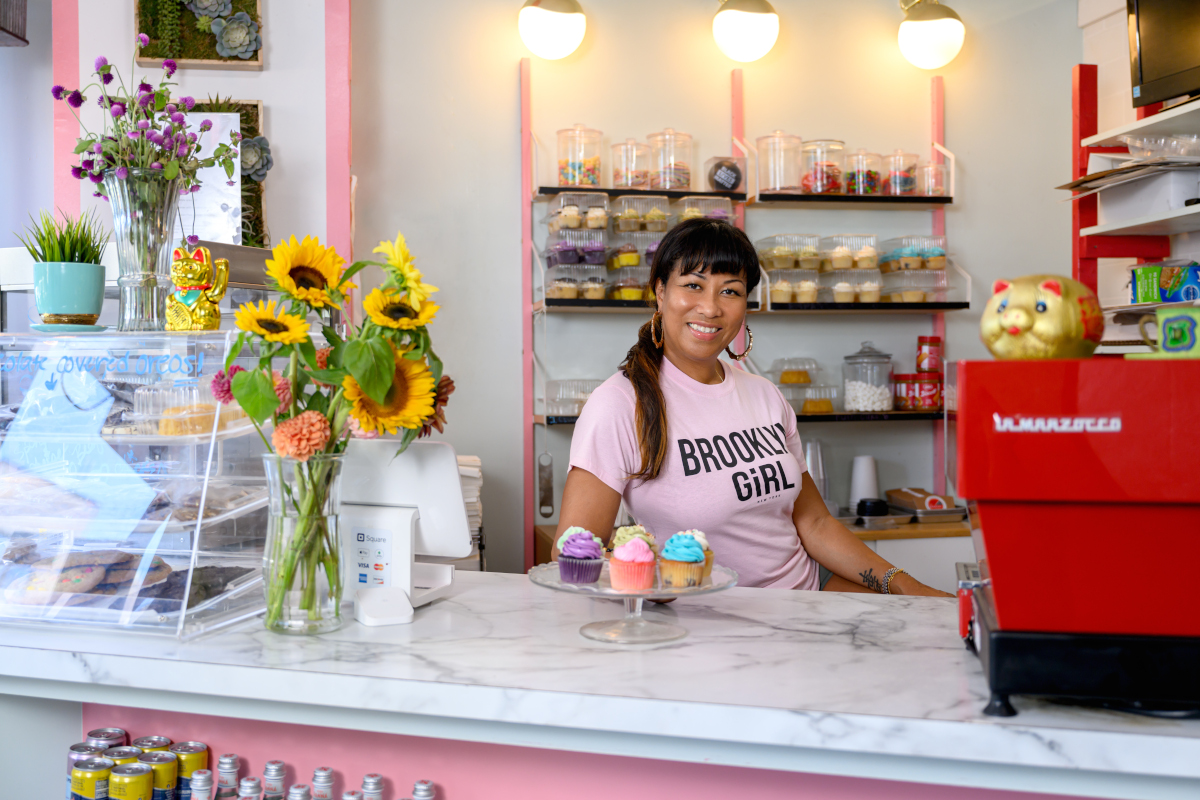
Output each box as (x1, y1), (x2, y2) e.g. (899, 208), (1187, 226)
(656, 264), (748, 364)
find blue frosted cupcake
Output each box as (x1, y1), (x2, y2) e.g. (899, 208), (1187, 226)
(558, 528), (605, 584)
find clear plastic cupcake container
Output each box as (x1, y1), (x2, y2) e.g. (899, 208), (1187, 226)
(613, 231), (665, 266)
(820, 269), (882, 303)
(647, 128), (693, 190)
(880, 235), (947, 272)
(545, 379), (605, 416)
(883, 270), (949, 303)
(756, 234), (819, 270)
(612, 196), (672, 231)
(676, 196), (733, 224)
(574, 264), (609, 299)
(545, 229), (606, 267)
(545, 266), (582, 299)
(921, 234), (947, 270)
(609, 266), (650, 301)
(757, 130), (803, 193)
(801, 139), (845, 194)
(845, 149), (882, 196)
(799, 384), (840, 415)
(883, 150), (919, 196)
(544, 192), (609, 232)
(767, 269), (819, 305)
(769, 357), (821, 385)
(842, 342), (893, 412)
(131, 383), (239, 437)
(919, 162), (949, 197)
(612, 139), (650, 189)
(557, 124), (603, 188)
(819, 235), (876, 272)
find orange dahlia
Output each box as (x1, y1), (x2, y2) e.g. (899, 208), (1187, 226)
(272, 411), (331, 461)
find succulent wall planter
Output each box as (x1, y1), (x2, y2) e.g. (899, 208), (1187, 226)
(135, 0), (263, 71)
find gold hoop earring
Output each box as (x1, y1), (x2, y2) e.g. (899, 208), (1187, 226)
(725, 325), (753, 361)
(651, 311), (664, 349)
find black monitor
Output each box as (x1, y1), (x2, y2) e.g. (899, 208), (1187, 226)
(1128, 0), (1200, 108)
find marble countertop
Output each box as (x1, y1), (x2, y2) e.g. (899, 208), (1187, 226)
(1, 571), (1197, 796)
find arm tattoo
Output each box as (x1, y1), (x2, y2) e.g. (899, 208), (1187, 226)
(859, 568), (882, 593)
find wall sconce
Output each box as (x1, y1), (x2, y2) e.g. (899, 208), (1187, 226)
(518, 0), (587, 60)
(898, 0), (964, 70)
(712, 0), (780, 63)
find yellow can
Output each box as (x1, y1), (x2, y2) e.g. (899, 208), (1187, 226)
(138, 751), (178, 800)
(131, 736), (173, 753)
(169, 742), (208, 798)
(104, 746), (145, 766)
(71, 757), (114, 800)
(110, 763), (154, 800)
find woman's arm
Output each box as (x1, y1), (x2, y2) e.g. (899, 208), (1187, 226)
(792, 472), (951, 597)
(552, 466), (623, 559)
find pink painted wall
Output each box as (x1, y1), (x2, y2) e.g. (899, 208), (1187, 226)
(325, 0), (354, 321)
(51, 0), (80, 219)
(84, 704), (1092, 800)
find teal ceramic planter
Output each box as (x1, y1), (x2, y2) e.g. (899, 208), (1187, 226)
(33, 262), (105, 325)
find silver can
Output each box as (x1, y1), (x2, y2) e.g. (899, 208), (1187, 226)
(67, 744), (107, 800)
(86, 728), (128, 749)
(132, 736), (173, 752)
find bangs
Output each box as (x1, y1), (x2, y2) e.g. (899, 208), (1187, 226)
(649, 218), (761, 293)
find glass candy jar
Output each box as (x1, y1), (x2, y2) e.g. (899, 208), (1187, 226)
(842, 341), (893, 412)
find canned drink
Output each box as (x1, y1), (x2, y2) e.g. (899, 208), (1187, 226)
(189, 769), (214, 800)
(139, 751), (178, 800)
(111, 763), (154, 800)
(261, 761), (286, 800)
(87, 728), (129, 749)
(68, 744), (108, 800)
(72, 757), (115, 800)
(133, 736), (173, 752)
(170, 743), (209, 800)
(105, 746), (145, 766)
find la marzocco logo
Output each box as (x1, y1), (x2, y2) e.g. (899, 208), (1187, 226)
(992, 413), (1122, 433)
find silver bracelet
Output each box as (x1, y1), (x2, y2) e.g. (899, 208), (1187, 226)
(882, 567), (906, 594)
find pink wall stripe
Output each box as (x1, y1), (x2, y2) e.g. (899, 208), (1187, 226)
(520, 58), (534, 569)
(52, 0), (80, 219)
(325, 0), (353, 320)
(82, 703), (1097, 800)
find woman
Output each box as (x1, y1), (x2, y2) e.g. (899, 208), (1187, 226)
(559, 218), (949, 596)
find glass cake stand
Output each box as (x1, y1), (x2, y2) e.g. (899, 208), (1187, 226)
(528, 562), (738, 644)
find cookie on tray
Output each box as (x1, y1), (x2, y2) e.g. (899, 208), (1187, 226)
(31, 550), (134, 571)
(103, 557), (171, 587)
(4, 564), (108, 604)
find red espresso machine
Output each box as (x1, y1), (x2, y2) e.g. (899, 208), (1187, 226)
(955, 359), (1200, 716)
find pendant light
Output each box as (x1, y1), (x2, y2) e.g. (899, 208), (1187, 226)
(712, 0), (780, 63)
(897, 0), (965, 70)
(518, 0), (587, 61)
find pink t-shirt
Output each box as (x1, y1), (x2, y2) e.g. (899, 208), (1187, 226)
(570, 357), (819, 590)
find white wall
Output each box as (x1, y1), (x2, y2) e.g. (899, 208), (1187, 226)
(352, 0), (1082, 572)
(75, 0), (328, 243)
(0, 0), (53, 248)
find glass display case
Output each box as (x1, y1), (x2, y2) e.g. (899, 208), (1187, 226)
(0, 330), (268, 639)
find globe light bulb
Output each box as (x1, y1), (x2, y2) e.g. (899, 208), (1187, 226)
(518, 0), (587, 61)
(712, 0), (780, 63)
(897, 1), (964, 70)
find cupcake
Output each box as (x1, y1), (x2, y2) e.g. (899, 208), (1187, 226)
(611, 277), (644, 301)
(580, 276), (606, 300)
(797, 246), (821, 271)
(558, 530), (605, 584)
(552, 241), (580, 264)
(615, 243), (640, 267)
(779, 369), (810, 384)
(644, 207), (669, 232)
(833, 281), (855, 303)
(854, 245), (877, 270)
(610, 525), (656, 557)
(609, 538), (656, 591)
(794, 278), (819, 303)
(659, 533), (705, 587)
(680, 206), (703, 222)
(557, 526), (605, 552)
(547, 277), (579, 299)
(582, 241), (607, 265)
(924, 247), (946, 270)
(829, 246), (853, 270)
(769, 278), (792, 305)
(645, 239), (661, 265)
(680, 529), (714, 578)
(561, 205), (582, 229)
(705, 208), (731, 222)
(897, 247), (922, 270)
(585, 206), (608, 229)
(616, 208), (641, 232)
(901, 289), (925, 303)
(766, 246), (794, 270)
(858, 281), (882, 303)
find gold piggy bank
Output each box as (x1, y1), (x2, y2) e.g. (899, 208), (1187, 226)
(166, 246), (230, 331)
(980, 274), (1104, 359)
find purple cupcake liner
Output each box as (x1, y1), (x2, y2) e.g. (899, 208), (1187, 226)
(559, 556), (604, 584)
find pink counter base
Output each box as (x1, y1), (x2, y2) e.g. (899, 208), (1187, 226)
(84, 703), (1092, 800)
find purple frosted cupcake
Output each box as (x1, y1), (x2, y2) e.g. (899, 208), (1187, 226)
(582, 241), (607, 264)
(552, 241), (581, 264)
(558, 528), (605, 584)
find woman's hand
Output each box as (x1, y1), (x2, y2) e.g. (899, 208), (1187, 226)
(889, 572), (954, 598)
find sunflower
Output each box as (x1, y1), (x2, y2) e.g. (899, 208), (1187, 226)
(363, 288), (438, 330)
(266, 235), (352, 308)
(373, 232), (438, 309)
(342, 348), (437, 435)
(234, 300), (309, 344)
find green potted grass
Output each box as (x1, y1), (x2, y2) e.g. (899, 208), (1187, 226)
(16, 209), (109, 326)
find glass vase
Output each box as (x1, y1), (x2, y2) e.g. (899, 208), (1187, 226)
(104, 167), (182, 331)
(262, 453), (345, 635)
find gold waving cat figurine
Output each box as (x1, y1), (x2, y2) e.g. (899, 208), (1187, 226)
(980, 274), (1104, 359)
(166, 246), (230, 331)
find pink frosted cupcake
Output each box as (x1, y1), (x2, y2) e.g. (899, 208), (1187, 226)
(608, 538), (656, 591)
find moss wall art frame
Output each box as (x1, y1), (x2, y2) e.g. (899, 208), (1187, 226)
(135, 0), (264, 71)
(191, 97), (270, 248)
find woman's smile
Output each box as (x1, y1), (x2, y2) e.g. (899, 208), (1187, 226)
(686, 321), (723, 341)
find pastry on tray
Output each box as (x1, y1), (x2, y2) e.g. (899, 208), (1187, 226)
(659, 533), (705, 588)
(558, 530), (605, 584)
(608, 538), (656, 591)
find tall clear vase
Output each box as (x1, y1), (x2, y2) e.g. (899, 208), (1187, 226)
(262, 453), (345, 635)
(104, 168), (182, 331)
